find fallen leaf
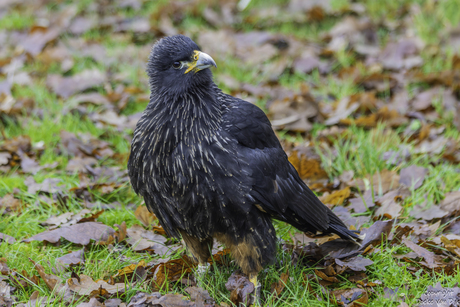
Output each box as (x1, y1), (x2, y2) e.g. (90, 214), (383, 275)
(24, 222), (115, 245)
(335, 256), (374, 272)
(67, 274), (127, 296)
(75, 298), (104, 307)
(126, 225), (175, 255)
(134, 205), (156, 228)
(24, 177), (64, 195)
(185, 286), (216, 306)
(46, 69), (107, 98)
(402, 237), (437, 269)
(399, 165), (428, 190)
(320, 187), (351, 206)
(374, 187), (410, 219)
(270, 272), (289, 297)
(440, 191), (460, 217)
(57, 249), (85, 266)
(29, 259), (62, 291)
(154, 256), (195, 288)
(225, 272), (254, 307)
(19, 27), (61, 56)
(288, 148), (328, 182)
(0, 233), (16, 244)
(356, 169), (400, 194)
(348, 190), (375, 213)
(331, 288), (368, 306)
(410, 204), (448, 221)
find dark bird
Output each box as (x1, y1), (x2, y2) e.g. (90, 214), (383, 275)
(128, 35), (361, 300)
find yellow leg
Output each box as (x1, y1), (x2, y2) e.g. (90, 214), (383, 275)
(249, 274), (261, 306)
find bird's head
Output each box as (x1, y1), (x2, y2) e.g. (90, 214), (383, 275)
(146, 35), (217, 96)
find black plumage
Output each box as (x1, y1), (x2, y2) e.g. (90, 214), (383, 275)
(128, 35), (360, 288)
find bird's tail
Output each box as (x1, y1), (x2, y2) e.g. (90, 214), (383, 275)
(327, 210), (365, 246)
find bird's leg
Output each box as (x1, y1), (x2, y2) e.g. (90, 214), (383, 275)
(249, 273), (261, 306)
(196, 262), (210, 281)
(179, 230), (213, 287)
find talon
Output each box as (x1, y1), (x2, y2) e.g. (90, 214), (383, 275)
(195, 263), (210, 286)
(249, 274), (261, 306)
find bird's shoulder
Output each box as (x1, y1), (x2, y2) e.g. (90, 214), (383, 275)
(219, 93), (280, 149)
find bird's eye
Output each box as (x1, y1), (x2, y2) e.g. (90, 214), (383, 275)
(172, 62), (182, 69)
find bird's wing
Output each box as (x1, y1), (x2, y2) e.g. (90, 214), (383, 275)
(222, 96), (330, 233)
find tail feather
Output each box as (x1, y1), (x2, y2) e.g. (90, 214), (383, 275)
(327, 210), (363, 245)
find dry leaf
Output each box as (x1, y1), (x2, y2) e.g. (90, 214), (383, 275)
(320, 187), (351, 206)
(134, 205), (156, 228)
(399, 165), (428, 190)
(270, 272), (289, 296)
(24, 222), (115, 245)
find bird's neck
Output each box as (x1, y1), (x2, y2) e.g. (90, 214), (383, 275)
(148, 83), (222, 147)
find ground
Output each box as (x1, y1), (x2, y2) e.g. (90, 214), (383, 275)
(1, 0), (460, 306)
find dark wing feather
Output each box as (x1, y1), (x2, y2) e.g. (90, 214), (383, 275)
(222, 96), (358, 240)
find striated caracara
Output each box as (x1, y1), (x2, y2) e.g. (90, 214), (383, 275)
(128, 35), (361, 302)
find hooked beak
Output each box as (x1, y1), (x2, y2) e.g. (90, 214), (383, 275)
(184, 50), (217, 74)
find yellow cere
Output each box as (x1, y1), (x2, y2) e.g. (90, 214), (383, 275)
(184, 50), (201, 74)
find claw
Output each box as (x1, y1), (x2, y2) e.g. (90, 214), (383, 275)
(249, 274), (261, 306)
(195, 263), (210, 286)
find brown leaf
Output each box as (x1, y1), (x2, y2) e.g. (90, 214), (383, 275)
(359, 220), (394, 251)
(185, 286), (216, 306)
(270, 272), (290, 297)
(57, 249), (85, 266)
(0, 194), (23, 214)
(21, 290), (52, 307)
(134, 205), (156, 228)
(340, 106), (408, 128)
(314, 269), (338, 283)
(324, 97), (359, 126)
(24, 222), (115, 245)
(75, 298), (105, 307)
(401, 237), (437, 269)
(320, 187), (351, 206)
(374, 187), (410, 219)
(126, 225), (175, 255)
(399, 165), (428, 190)
(440, 191), (460, 217)
(0, 259), (10, 275)
(349, 169), (400, 194)
(331, 288), (368, 306)
(410, 204), (448, 221)
(24, 177), (64, 195)
(225, 272), (254, 307)
(335, 256), (374, 272)
(19, 27), (61, 56)
(29, 259), (62, 291)
(288, 149), (328, 182)
(67, 274), (127, 296)
(154, 256), (195, 288)
(112, 260), (146, 282)
(348, 190), (375, 213)
(269, 87), (319, 132)
(0, 280), (14, 307)
(46, 69), (107, 98)
(0, 233), (16, 244)
(376, 38), (423, 70)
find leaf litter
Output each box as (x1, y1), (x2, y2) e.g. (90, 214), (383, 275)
(1, 0), (460, 305)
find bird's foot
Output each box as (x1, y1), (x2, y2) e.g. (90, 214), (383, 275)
(249, 274), (261, 306)
(195, 263), (210, 287)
